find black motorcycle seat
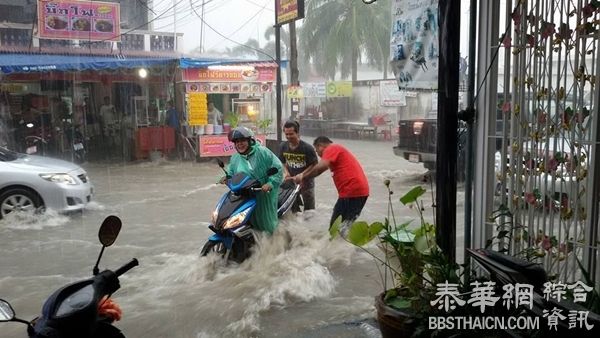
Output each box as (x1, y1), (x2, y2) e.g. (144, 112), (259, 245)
(278, 181), (297, 208)
(481, 249), (548, 289)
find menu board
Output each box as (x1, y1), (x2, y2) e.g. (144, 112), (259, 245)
(187, 93), (208, 126)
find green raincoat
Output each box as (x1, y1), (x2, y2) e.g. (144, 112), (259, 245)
(226, 143), (283, 234)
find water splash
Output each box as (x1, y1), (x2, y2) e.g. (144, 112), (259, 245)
(0, 209), (70, 230)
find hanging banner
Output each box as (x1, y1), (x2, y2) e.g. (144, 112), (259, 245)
(302, 82), (326, 98)
(187, 92), (208, 126)
(379, 80), (406, 106)
(275, 0), (305, 25)
(37, 0), (121, 41)
(389, 0), (439, 89)
(182, 67), (276, 82)
(326, 81), (352, 98)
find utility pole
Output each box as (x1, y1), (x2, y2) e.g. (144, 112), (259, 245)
(173, 0), (177, 51)
(275, 23), (283, 142)
(436, 0), (460, 262)
(289, 21), (299, 119)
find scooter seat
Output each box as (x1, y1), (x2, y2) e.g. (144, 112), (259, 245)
(278, 181), (297, 209)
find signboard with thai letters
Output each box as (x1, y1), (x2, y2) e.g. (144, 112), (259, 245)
(275, 0), (305, 25)
(37, 0), (121, 41)
(379, 80), (407, 106)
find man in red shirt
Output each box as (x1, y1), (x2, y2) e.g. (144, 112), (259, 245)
(294, 136), (369, 228)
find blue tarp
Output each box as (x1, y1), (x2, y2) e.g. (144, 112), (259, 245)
(179, 57), (286, 69)
(0, 54), (178, 74)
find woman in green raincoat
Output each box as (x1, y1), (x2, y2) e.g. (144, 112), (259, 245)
(225, 127), (283, 234)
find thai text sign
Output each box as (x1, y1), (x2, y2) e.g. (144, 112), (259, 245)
(287, 85), (303, 99)
(186, 82), (271, 94)
(182, 68), (276, 83)
(37, 0), (121, 41)
(379, 80), (406, 106)
(326, 81), (352, 98)
(187, 93), (208, 126)
(276, 0), (305, 25)
(199, 134), (267, 157)
(302, 82), (326, 97)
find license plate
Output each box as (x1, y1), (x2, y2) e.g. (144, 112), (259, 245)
(26, 146), (37, 154)
(408, 154), (420, 163)
(74, 143), (84, 150)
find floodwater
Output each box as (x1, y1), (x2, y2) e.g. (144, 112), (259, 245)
(0, 138), (465, 337)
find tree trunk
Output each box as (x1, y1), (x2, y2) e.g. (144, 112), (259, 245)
(352, 48), (358, 82)
(289, 21), (299, 119)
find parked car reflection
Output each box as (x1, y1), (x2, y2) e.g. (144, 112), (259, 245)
(0, 147), (93, 219)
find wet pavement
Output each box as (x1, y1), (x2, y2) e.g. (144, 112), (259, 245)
(0, 138), (465, 337)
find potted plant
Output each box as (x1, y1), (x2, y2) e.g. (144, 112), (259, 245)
(330, 181), (463, 337)
(224, 112), (240, 128)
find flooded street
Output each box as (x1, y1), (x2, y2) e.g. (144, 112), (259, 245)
(1, 139), (465, 337)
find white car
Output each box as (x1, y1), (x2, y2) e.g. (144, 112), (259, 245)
(0, 147), (94, 219)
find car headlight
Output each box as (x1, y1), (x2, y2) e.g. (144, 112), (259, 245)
(223, 209), (251, 230)
(39, 173), (78, 185)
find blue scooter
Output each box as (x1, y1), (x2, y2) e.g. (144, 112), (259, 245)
(200, 160), (299, 263)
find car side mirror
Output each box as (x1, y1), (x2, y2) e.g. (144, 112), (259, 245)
(0, 299), (15, 322)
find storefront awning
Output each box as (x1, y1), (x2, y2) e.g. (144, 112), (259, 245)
(179, 57), (284, 69)
(0, 54), (177, 74)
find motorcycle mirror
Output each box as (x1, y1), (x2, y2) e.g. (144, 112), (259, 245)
(266, 167), (278, 176)
(98, 215), (122, 247)
(0, 299), (15, 322)
(94, 216), (122, 275)
(217, 159), (225, 168)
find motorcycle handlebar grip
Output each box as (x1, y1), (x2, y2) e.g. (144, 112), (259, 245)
(114, 258), (139, 277)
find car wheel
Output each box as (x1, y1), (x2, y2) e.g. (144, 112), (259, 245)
(0, 188), (43, 220)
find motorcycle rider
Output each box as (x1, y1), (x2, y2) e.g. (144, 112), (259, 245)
(222, 127), (283, 234)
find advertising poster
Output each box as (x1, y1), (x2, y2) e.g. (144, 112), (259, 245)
(302, 83), (326, 98)
(187, 93), (208, 126)
(199, 135), (267, 157)
(389, 0), (439, 89)
(37, 0), (120, 41)
(379, 80), (407, 106)
(326, 81), (352, 98)
(186, 82), (271, 94)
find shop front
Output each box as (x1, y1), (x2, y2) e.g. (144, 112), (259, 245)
(0, 53), (177, 161)
(179, 60), (278, 157)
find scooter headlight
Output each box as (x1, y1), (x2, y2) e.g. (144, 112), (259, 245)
(211, 208), (218, 224)
(223, 209), (251, 230)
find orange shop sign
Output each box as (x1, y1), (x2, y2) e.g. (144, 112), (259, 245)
(182, 68), (276, 83)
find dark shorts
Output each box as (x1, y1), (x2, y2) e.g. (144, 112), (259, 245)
(329, 196), (368, 227)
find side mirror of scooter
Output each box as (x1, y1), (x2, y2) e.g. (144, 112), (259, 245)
(98, 215), (122, 247)
(217, 159), (230, 178)
(93, 215), (122, 275)
(0, 299), (15, 321)
(266, 167), (278, 176)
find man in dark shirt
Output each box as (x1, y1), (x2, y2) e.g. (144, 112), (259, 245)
(278, 120), (318, 213)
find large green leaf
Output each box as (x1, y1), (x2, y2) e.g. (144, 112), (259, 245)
(389, 228), (415, 243)
(387, 297), (412, 310)
(347, 221), (385, 246)
(329, 216), (342, 239)
(400, 186), (426, 205)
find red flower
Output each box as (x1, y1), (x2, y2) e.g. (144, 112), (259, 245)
(502, 35), (512, 48)
(525, 192), (537, 205)
(583, 4), (595, 18)
(541, 22), (556, 40)
(547, 157), (559, 172)
(542, 236), (552, 251)
(502, 101), (511, 113)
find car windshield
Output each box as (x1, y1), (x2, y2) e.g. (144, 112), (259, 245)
(0, 147), (23, 162)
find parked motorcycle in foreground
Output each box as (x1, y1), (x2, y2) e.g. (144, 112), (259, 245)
(200, 159), (300, 263)
(0, 216), (138, 338)
(468, 248), (600, 335)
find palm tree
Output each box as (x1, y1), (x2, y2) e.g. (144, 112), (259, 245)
(300, 0), (391, 81)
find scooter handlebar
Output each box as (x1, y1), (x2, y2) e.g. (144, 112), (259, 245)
(114, 258), (139, 277)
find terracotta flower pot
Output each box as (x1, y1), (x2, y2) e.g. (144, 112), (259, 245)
(375, 292), (415, 338)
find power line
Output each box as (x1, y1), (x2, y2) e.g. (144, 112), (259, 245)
(243, 0), (274, 12)
(190, 0), (275, 60)
(205, 0), (270, 51)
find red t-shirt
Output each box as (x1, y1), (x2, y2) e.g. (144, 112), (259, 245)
(321, 144), (369, 198)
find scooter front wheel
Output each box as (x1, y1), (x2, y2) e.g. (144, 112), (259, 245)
(200, 240), (228, 258)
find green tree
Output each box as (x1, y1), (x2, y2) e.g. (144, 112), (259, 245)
(300, 0), (391, 81)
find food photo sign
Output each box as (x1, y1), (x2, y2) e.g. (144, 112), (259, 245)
(37, 0), (121, 41)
